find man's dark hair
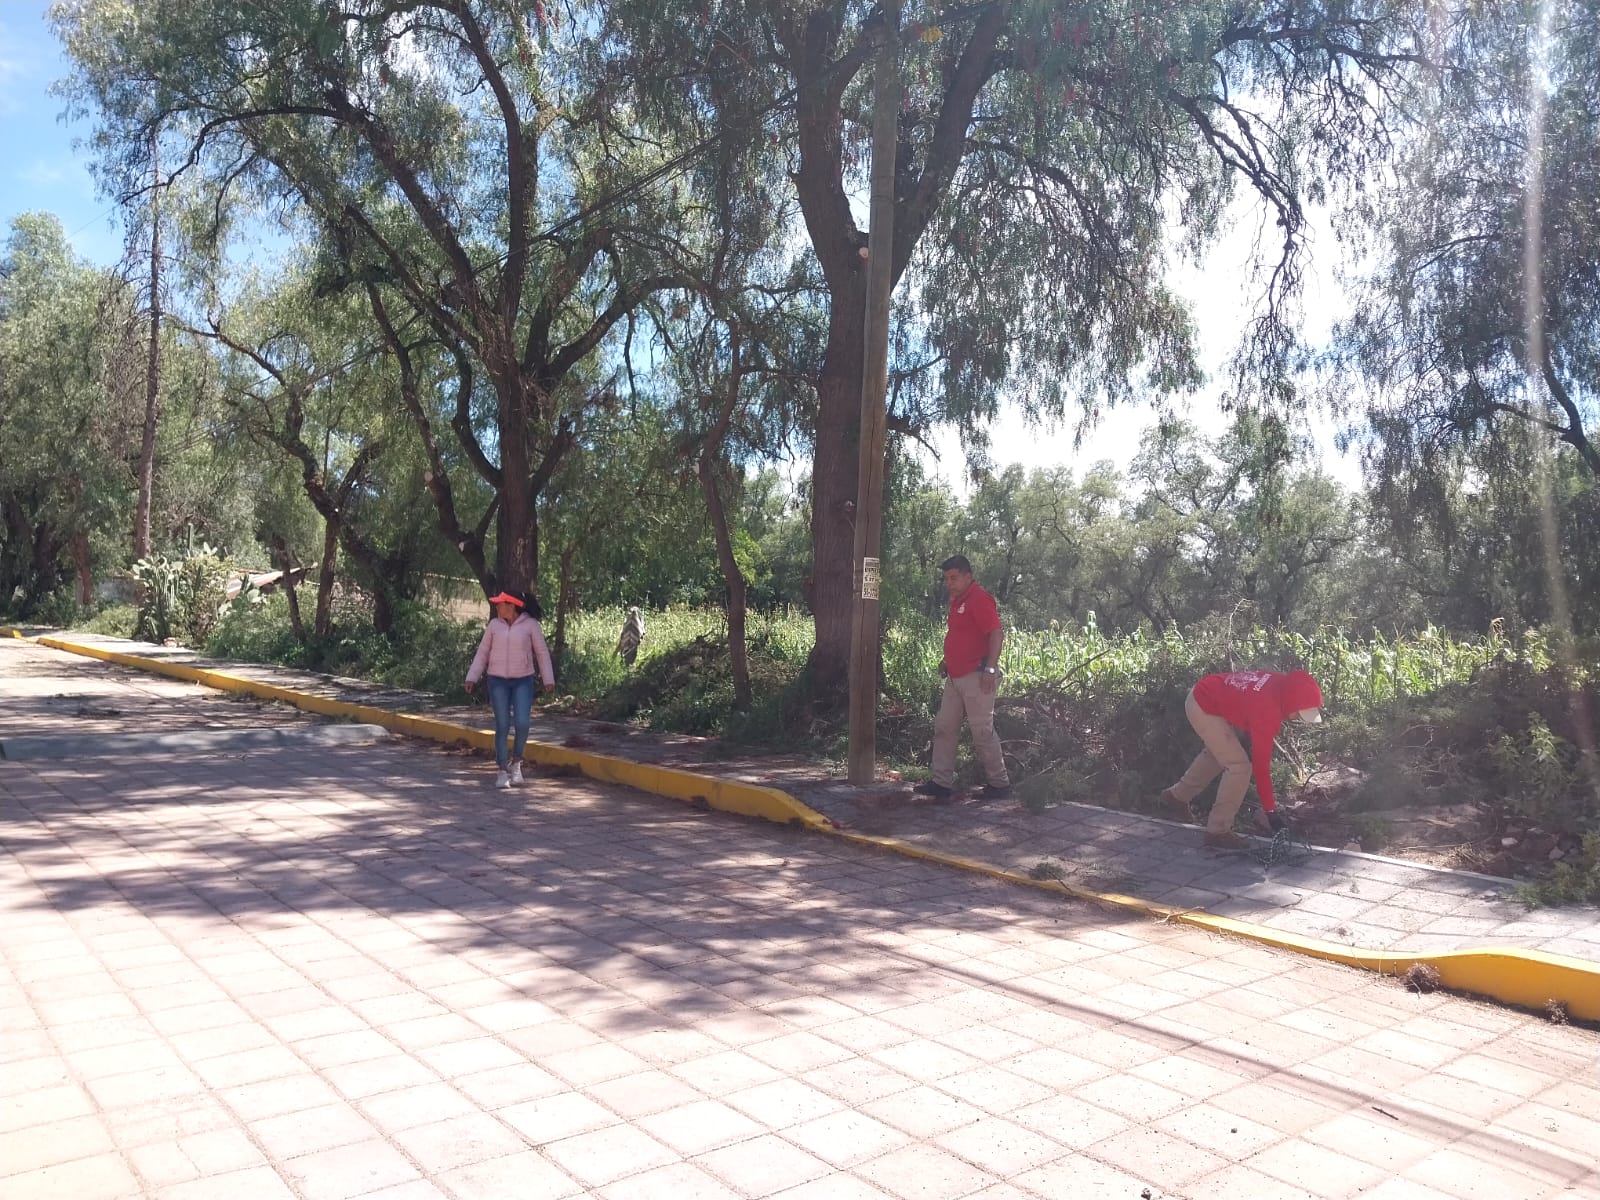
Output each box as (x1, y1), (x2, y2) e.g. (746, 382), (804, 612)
(939, 554), (973, 574)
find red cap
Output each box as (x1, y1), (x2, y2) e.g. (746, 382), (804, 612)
(487, 591), (525, 607)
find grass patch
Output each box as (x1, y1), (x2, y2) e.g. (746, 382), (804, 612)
(205, 594), (482, 699)
(75, 603), (138, 638)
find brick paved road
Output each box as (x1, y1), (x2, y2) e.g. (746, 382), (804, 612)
(3, 642), (1598, 1198)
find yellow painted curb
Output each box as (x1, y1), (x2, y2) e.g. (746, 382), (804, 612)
(33, 634), (832, 834)
(23, 632), (1600, 1021)
(835, 829), (1600, 1021)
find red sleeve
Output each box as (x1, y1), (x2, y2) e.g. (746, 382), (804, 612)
(1244, 697), (1287, 811)
(1252, 729), (1276, 812)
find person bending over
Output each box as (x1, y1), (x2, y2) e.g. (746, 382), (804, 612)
(1161, 669), (1324, 849)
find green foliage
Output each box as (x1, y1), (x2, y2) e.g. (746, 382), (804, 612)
(54, 0), (717, 598)
(1334, 0), (1600, 492)
(207, 593), (314, 667)
(1314, 657), (1600, 865)
(554, 606), (813, 736)
(1489, 707), (1597, 836)
(132, 539), (232, 646)
(27, 589), (88, 629)
(345, 604), (484, 697)
(0, 213), (139, 613)
(1518, 835), (1600, 907)
(208, 594), (481, 697)
(75, 602), (138, 637)
(1352, 814), (1396, 853)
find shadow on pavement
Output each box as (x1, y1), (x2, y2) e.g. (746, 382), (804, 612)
(4, 735), (1594, 1186)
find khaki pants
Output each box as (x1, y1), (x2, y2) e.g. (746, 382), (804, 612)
(931, 672), (1010, 789)
(1166, 689), (1253, 833)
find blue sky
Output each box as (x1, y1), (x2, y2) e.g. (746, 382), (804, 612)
(0, 4), (126, 266)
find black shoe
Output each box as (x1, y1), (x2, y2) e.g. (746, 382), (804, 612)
(913, 780), (953, 799)
(978, 784), (1012, 799)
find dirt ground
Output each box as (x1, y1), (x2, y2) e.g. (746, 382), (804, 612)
(1284, 760), (1581, 882)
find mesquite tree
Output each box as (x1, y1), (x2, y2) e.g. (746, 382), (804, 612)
(55, 0), (696, 596)
(1332, 0), (1600, 490)
(610, 0), (1441, 700)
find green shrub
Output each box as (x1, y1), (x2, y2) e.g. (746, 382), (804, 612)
(132, 545), (233, 645)
(372, 603), (482, 696)
(29, 589), (85, 628)
(1518, 834), (1600, 906)
(208, 593), (312, 666)
(75, 603), (138, 637)
(209, 595), (481, 699)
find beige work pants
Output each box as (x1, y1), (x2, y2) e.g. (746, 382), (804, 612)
(1166, 689), (1253, 833)
(931, 672), (1010, 789)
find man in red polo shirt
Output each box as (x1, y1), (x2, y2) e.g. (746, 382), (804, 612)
(915, 555), (1011, 801)
(1161, 668), (1325, 849)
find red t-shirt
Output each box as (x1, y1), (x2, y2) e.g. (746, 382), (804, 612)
(943, 583), (1001, 678)
(1192, 670), (1323, 811)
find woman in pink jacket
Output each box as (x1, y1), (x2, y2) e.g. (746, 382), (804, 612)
(465, 590), (556, 789)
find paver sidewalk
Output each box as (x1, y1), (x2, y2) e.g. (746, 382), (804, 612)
(3, 638), (1598, 1199)
(17, 633), (1600, 963)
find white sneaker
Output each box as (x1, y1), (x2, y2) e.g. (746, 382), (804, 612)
(509, 761), (524, 786)
(495, 769), (511, 790)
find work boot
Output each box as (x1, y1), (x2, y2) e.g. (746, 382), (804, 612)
(1162, 787), (1195, 824)
(978, 783), (1012, 800)
(913, 780), (954, 800)
(1204, 830), (1250, 851)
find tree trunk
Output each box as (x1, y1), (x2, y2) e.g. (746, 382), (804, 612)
(0, 496), (27, 603)
(371, 584), (394, 637)
(553, 542), (576, 669)
(807, 289), (867, 707)
(134, 137), (161, 560)
(71, 530), (93, 607)
(494, 374), (537, 592)
(30, 519), (64, 611)
(314, 521), (338, 638)
(270, 534), (307, 643)
(700, 464), (752, 711)
(698, 321), (752, 711)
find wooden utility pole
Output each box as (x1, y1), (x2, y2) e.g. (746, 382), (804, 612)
(133, 132), (161, 560)
(847, 4), (900, 785)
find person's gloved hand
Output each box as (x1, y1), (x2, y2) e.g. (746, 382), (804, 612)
(1267, 810), (1290, 833)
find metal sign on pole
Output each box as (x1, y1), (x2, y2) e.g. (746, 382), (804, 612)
(847, 4), (900, 786)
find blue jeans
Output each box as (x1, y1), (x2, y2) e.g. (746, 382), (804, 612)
(485, 674), (534, 769)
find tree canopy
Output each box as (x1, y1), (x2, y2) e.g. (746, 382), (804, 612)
(1333, 0), (1600, 489)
